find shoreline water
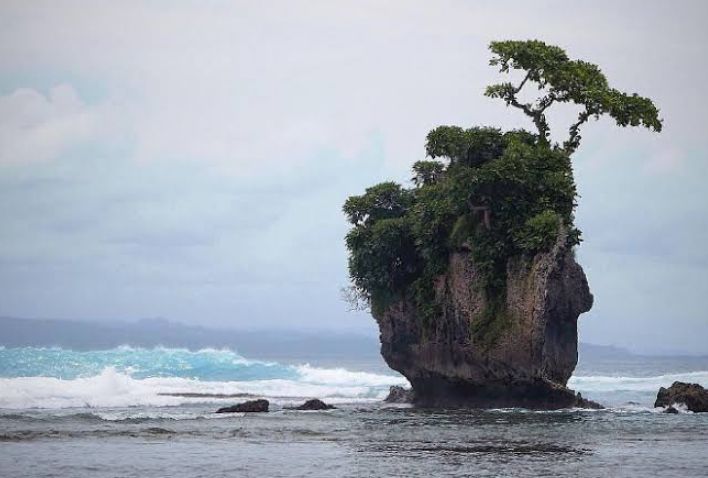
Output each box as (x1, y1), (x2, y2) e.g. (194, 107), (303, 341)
(1, 345), (708, 477)
(1, 345), (707, 410)
(2, 401), (707, 478)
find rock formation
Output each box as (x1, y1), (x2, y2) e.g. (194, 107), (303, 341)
(655, 382), (708, 412)
(216, 399), (269, 413)
(286, 399), (336, 410)
(373, 231), (595, 409)
(384, 385), (415, 403)
(344, 42), (661, 410)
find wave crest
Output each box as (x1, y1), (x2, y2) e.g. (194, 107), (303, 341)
(0, 364), (408, 410)
(569, 370), (708, 392)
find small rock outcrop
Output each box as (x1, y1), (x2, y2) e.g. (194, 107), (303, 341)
(574, 392), (602, 410)
(655, 382), (708, 412)
(287, 399), (336, 410)
(216, 399), (269, 413)
(384, 385), (415, 403)
(374, 232), (594, 409)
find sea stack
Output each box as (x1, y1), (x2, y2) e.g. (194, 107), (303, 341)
(373, 229), (593, 408)
(343, 41), (661, 409)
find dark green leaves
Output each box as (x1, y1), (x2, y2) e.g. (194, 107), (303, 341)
(514, 210), (562, 253)
(411, 160), (445, 187)
(489, 40), (569, 81)
(343, 181), (412, 226)
(344, 130), (579, 314)
(486, 40), (663, 153)
(425, 126), (536, 167)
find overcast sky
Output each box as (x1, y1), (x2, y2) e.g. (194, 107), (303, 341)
(1, 1), (706, 354)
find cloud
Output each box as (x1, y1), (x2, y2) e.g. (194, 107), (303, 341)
(0, 85), (99, 164)
(2, 1), (705, 176)
(0, 1), (707, 351)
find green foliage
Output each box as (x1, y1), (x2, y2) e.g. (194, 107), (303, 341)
(425, 126), (535, 168)
(343, 39), (662, 344)
(411, 160), (445, 187)
(344, 132), (578, 318)
(485, 40), (663, 153)
(470, 295), (516, 350)
(514, 210), (562, 253)
(343, 181), (412, 226)
(448, 214), (475, 249)
(345, 216), (420, 304)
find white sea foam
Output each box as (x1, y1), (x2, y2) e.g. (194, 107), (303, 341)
(295, 364), (408, 387)
(569, 370), (708, 392)
(568, 370), (708, 407)
(0, 365), (408, 410)
(1, 345), (705, 411)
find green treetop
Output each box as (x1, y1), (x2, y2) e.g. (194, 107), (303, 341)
(485, 40), (662, 153)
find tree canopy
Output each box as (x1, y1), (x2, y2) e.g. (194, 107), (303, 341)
(485, 40), (662, 153)
(344, 129), (579, 318)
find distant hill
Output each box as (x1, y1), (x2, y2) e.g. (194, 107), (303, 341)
(0, 316), (653, 363)
(0, 317), (381, 364)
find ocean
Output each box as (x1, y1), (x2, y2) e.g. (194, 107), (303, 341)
(1, 345), (707, 477)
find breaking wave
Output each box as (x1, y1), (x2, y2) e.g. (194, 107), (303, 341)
(569, 370), (708, 406)
(1, 346), (706, 410)
(569, 370), (708, 392)
(0, 346), (407, 409)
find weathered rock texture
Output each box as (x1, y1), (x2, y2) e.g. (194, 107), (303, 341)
(655, 382), (708, 412)
(216, 399), (269, 413)
(384, 385), (415, 403)
(286, 399), (336, 411)
(373, 232), (594, 409)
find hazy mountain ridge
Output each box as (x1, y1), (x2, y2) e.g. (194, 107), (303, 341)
(0, 316), (701, 361)
(0, 316), (381, 365)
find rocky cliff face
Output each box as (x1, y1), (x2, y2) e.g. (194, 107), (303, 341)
(373, 231), (594, 409)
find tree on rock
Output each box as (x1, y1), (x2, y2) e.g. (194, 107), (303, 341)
(343, 39), (662, 351)
(485, 40), (662, 153)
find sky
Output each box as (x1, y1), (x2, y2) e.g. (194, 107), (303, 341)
(0, 0), (706, 354)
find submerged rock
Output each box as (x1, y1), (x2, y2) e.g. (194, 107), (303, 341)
(374, 231), (595, 409)
(384, 385), (415, 403)
(216, 399), (269, 413)
(664, 406), (679, 414)
(287, 399), (336, 411)
(655, 382), (708, 413)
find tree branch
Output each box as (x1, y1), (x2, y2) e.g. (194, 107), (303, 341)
(563, 109), (591, 154)
(513, 71), (532, 94)
(537, 94), (556, 113)
(494, 71), (552, 143)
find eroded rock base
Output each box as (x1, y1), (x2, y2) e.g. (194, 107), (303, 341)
(411, 377), (601, 409)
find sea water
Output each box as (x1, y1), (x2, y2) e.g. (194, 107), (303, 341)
(1, 346), (707, 477)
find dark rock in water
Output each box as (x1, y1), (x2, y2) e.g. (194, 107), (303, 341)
(374, 230), (596, 409)
(287, 399), (336, 411)
(384, 385), (415, 403)
(216, 399), (269, 413)
(575, 392), (603, 410)
(664, 406), (679, 414)
(655, 382), (708, 412)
